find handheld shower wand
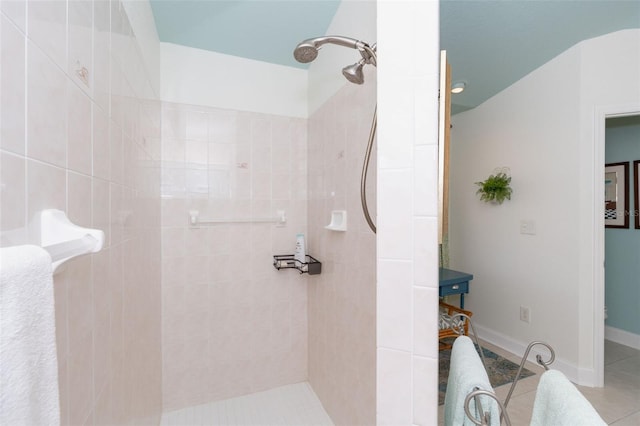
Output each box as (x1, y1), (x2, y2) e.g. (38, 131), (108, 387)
(293, 35), (378, 233)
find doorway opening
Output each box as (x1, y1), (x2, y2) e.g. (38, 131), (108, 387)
(593, 106), (640, 387)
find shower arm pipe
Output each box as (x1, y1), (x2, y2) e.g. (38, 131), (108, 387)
(311, 35), (367, 50)
(300, 35), (376, 64)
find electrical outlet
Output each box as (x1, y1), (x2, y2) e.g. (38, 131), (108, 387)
(520, 306), (531, 323)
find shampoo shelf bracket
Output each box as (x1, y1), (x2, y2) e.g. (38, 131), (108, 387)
(273, 254), (322, 275)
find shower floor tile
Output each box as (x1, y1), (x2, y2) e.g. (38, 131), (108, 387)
(160, 382), (334, 426)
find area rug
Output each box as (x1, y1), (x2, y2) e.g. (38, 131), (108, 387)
(438, 341), (536, 405)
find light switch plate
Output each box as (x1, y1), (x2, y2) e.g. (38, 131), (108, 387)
(520, 220), (536, 235)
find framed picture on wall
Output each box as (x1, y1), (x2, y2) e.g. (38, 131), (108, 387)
(635, 160), (640, 229)
(605, 162), (629, 228)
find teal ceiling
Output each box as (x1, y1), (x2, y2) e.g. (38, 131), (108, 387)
(149, 0), (340, 69)
(149, 1), (640, 112)
(441, 1), (640, 114)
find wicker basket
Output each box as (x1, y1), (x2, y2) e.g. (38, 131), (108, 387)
(439, 301), (473, 350)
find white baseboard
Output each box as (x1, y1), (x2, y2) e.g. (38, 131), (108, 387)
(605, 326), (640, 350)
(473, 323), (598, 387)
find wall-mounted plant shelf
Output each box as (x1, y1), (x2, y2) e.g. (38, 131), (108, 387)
(273, 254), (322, 275)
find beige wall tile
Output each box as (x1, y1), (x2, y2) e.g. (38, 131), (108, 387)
(26, 159), (66, 220)
(67, 84), (93, 175)
(27, 0), (67, 70)
(67, 0), (93, 95)
(3, 3), (163, 423)
(67, 171), (92, 227)
(161, 103), (308, 409)
(0, 152), (26, 242)
(307, 80), (377, 425)
(27, 42), (67, 168)
(1, 14), (26, 155)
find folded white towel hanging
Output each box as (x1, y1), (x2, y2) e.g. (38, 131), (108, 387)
(444, 336), (500, 426)
(530, 370), (606, 426)
(0, 245), (61, 426)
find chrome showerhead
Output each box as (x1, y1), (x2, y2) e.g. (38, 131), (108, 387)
(294, 35), (376, 85)
(293, 35), (365, 64)
(293, 42), (319, 63)
(342, 60), (365, 85)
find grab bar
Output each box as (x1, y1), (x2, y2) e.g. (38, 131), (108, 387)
(189, 210), (286, 227)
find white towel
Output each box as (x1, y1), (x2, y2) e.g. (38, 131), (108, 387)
(0, 245), (60, 426)
(444, 336), (501, 426)
(530, 370), (606, 426)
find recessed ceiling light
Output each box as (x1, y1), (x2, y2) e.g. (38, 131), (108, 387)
(451, 81), (466, 94)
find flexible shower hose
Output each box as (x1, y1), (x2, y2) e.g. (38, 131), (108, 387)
(361, 105), (377, 233)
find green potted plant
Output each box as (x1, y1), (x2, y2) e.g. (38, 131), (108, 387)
(475, 171), (512, 204)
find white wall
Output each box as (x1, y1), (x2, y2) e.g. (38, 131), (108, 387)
(159, 0), (377, 118)
(160, 43), (307, 117)
(577, 29), (640, 381)
(450, 29), (640, 385)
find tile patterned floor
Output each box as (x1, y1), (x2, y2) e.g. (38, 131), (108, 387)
(160, 340), (639, 425)
(160, 382), (334, 426)
(438, 339), (640, 425)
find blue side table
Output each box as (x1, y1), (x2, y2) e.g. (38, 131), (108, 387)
(439, 268), (473, 309)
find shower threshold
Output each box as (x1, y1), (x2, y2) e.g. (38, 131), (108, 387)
(160, 382), (334, 426)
